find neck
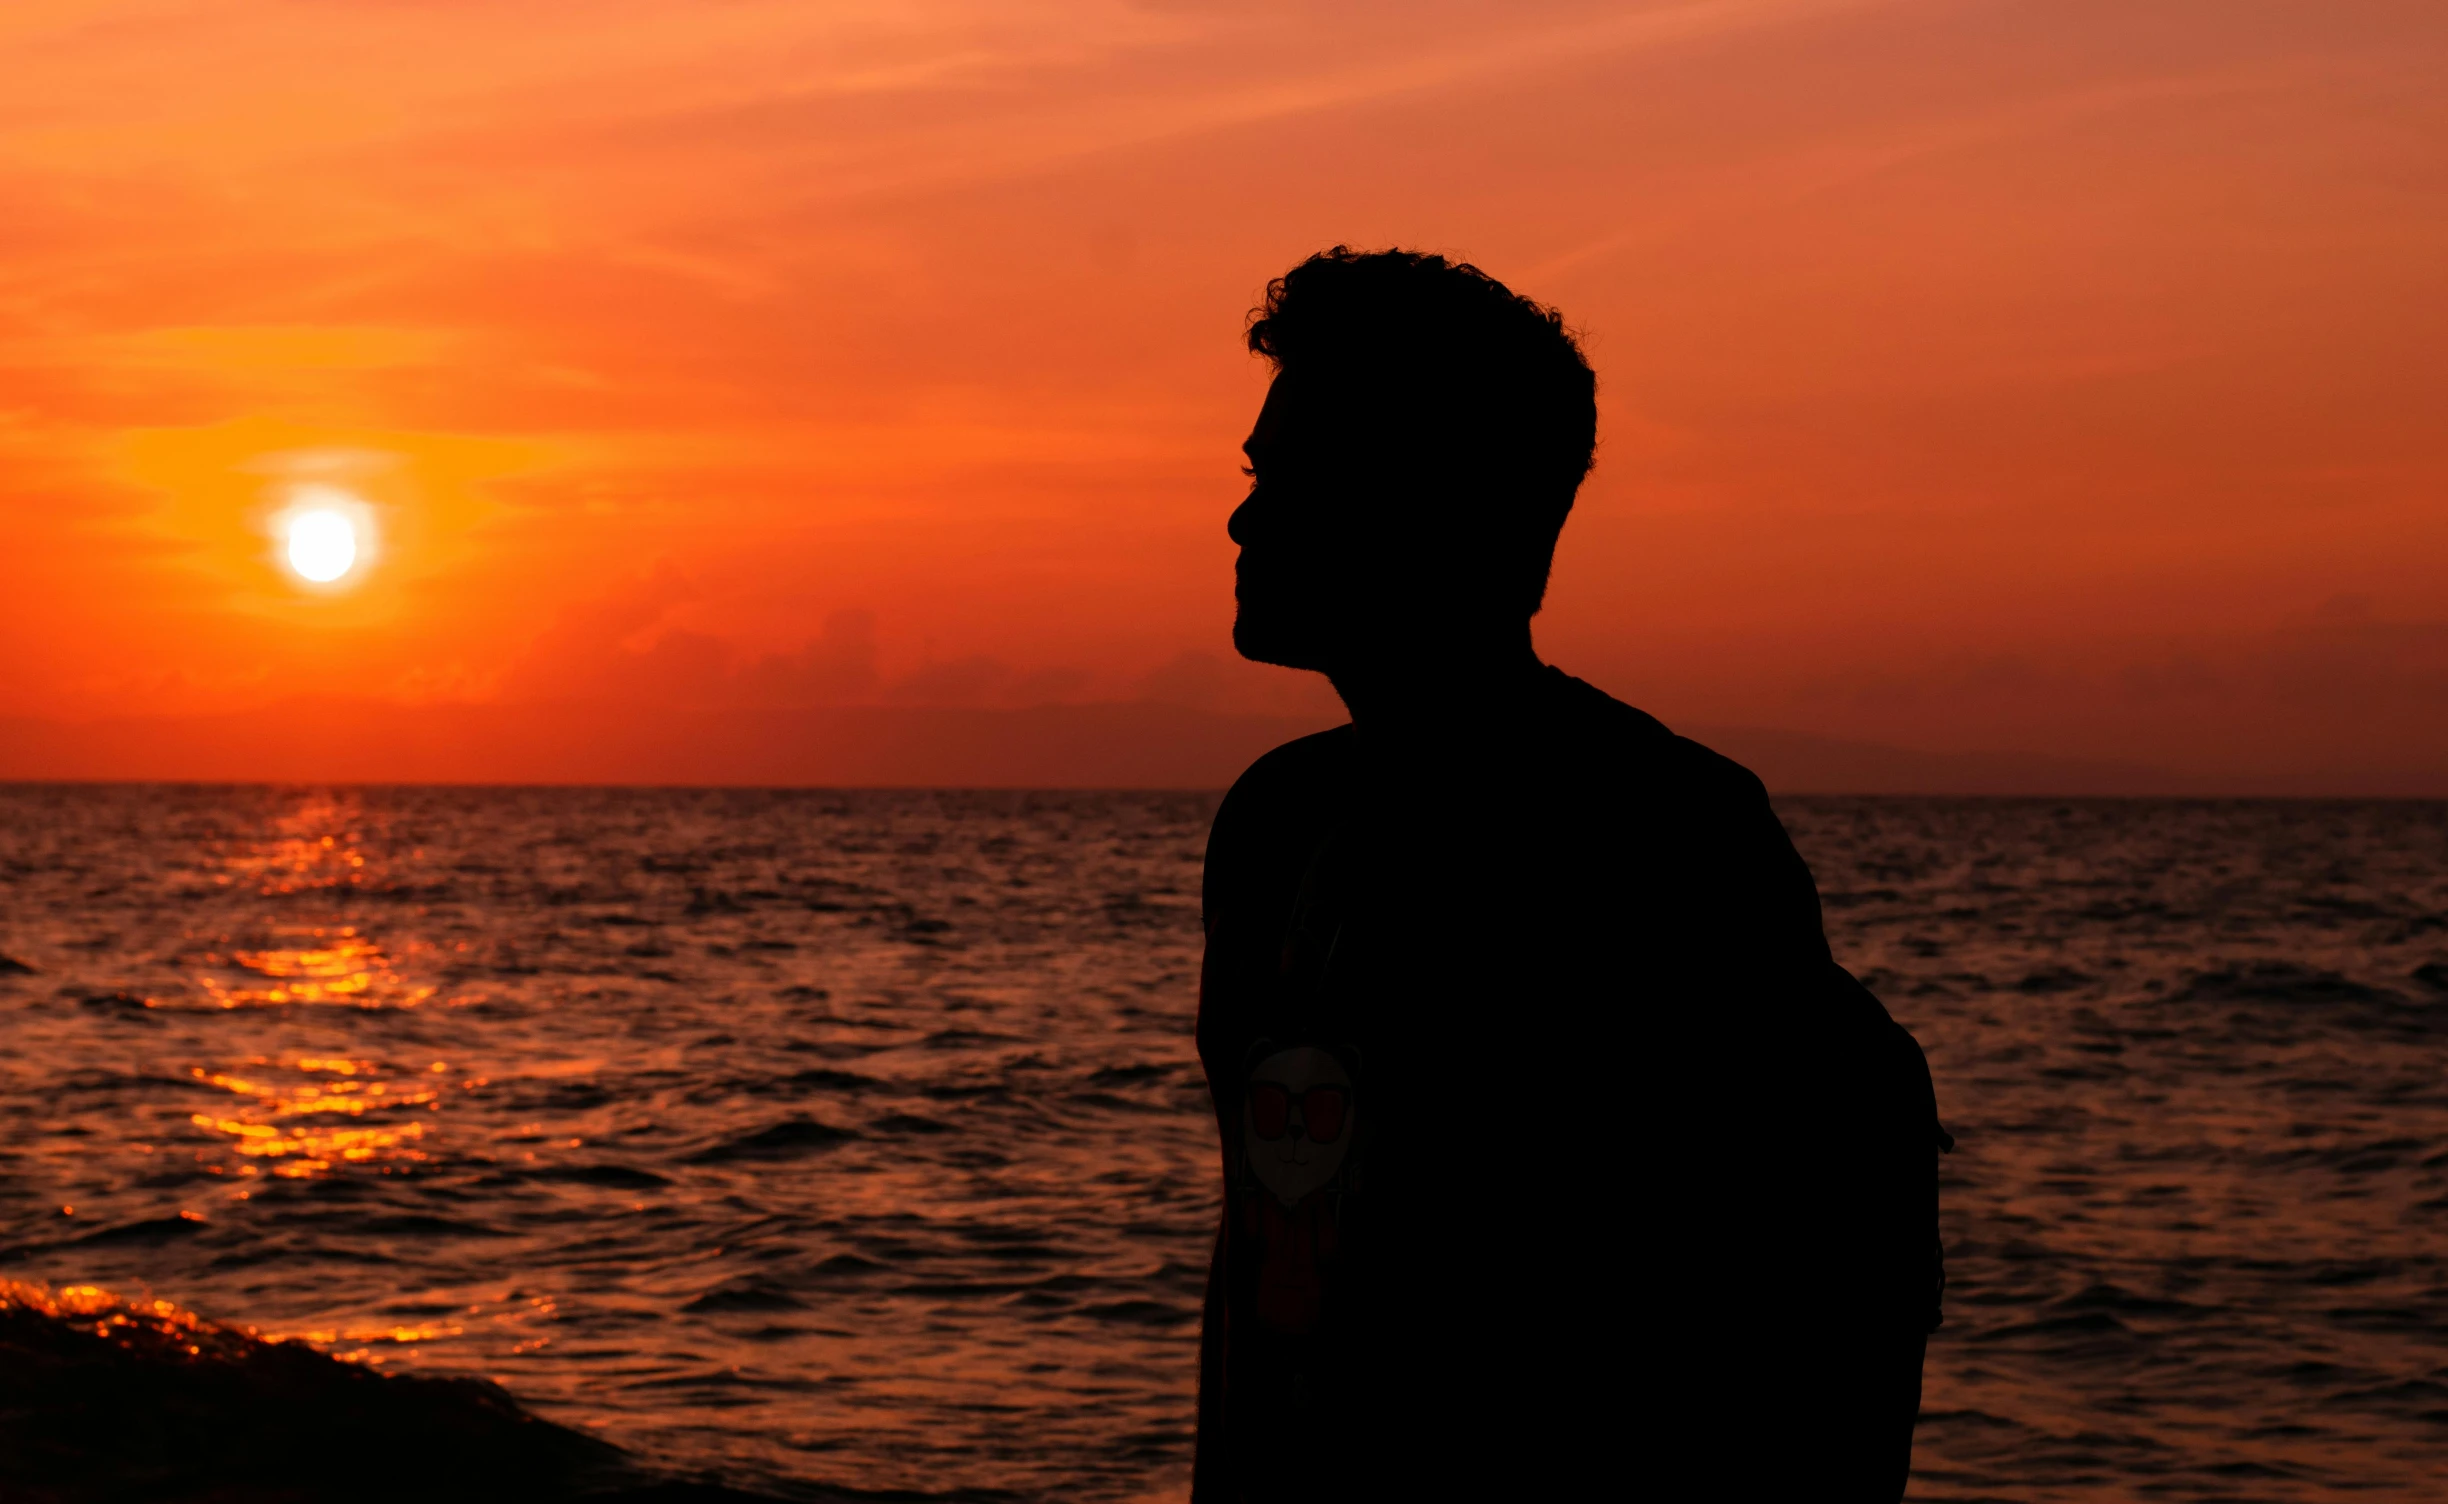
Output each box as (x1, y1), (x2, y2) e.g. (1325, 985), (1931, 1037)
(1325, 622), (1546, 735)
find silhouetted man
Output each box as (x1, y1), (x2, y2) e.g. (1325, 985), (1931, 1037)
(1194, 249), (1945, 1501)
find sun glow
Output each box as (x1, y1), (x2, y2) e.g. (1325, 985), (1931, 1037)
(269, 482), (378, 588)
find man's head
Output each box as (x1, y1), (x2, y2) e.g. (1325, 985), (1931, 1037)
(1230, 247), (1597, 673)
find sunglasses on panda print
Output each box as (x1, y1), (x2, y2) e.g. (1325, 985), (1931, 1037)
(1246, 1081), (1350, 1144)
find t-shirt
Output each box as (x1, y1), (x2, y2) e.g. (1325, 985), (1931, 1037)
(1191, 668), (1942, 1501)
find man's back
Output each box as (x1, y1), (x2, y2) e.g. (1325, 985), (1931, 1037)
(1193, 669), (1941, 1498)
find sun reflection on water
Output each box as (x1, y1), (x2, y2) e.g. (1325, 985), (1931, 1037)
(193, 926), (436, 1010)
(269, 1321), (465, 1350)
(217, 819), (374, 897)
(189, 1055), (441, 1178)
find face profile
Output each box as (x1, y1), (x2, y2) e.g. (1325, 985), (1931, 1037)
(1229, 374), (1363, 673)
(1226, 247), (1599, 684)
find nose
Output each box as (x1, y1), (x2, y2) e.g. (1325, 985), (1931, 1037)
(1228, 486), (1261, 547)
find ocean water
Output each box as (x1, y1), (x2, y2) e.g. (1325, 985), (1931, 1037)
(0, 785), (2442, 1501)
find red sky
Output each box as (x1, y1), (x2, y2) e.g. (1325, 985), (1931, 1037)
(2, 1), (2444, 786)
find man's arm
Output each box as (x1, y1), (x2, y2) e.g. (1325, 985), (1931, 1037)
(1188, 728), (1351, 1501)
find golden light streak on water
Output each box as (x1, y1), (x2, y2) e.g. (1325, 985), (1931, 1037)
(268, 1322), (466, 1346)
(190, 928), (437, 1010)
(186, 1056), (441, 1176)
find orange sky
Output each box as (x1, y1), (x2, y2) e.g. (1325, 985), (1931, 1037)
(3, 1), (2444, 784)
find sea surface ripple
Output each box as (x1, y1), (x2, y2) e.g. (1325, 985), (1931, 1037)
(0, 786), (2443, 1501)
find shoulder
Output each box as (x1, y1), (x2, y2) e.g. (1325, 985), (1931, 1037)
(1221, 723), (1357, 812)
(1203, 724), (1354, 907)
(1545, 667), (1832, 962)
(1542, 670), (1771, 816)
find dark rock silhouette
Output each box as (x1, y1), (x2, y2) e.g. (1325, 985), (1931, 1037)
(0, 1281), (806, 1503)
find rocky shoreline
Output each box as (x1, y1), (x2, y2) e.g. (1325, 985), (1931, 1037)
(0, 1281), (803, 1503)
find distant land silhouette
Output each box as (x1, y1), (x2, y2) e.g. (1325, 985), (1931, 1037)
(2, 701), (2441, 795)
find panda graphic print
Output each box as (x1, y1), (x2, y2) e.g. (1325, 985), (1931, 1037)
(1236, 1042), (1360, 1336)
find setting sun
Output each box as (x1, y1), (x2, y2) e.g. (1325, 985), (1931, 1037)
(285, 509), (357, 583)
(270, 482), (376, 588)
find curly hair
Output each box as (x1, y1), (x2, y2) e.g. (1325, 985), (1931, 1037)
(1246, 247), (1597, 614)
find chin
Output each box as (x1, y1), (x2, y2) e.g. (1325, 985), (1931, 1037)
(1232, 612), (1330, 672)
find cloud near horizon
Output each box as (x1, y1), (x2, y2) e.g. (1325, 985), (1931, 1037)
(461, 567), (2448, 784)
(486, 567), (1328, 717)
